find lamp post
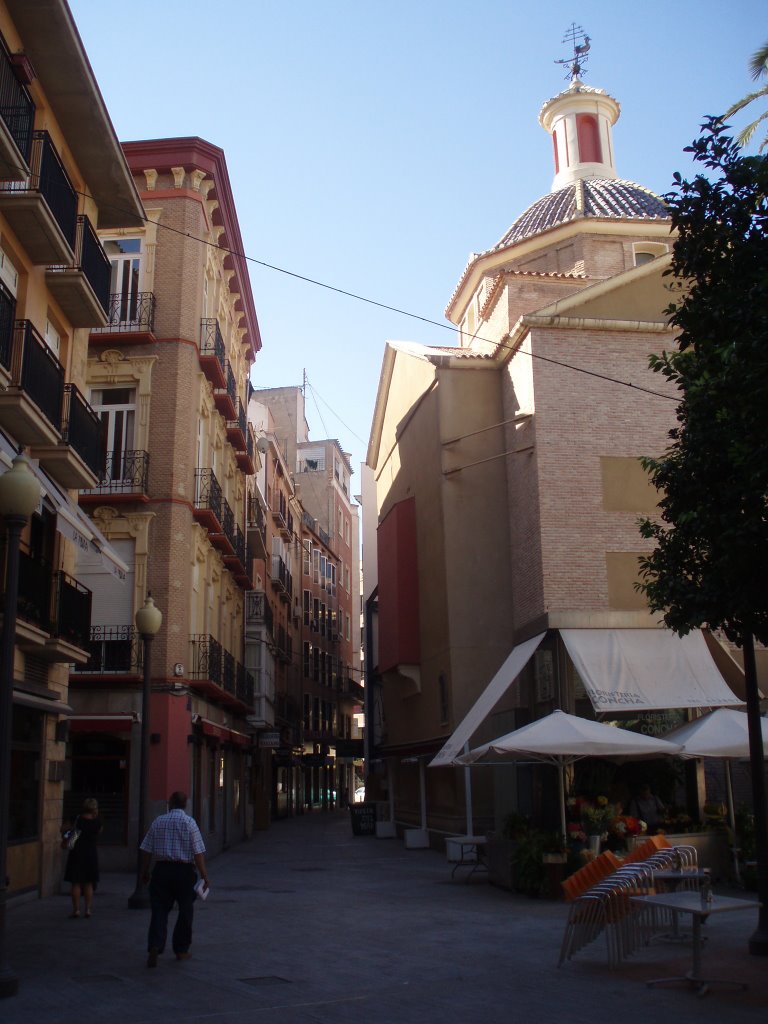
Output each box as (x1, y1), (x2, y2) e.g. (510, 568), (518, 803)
(0, 451), (42, 998)
(127, 594), (162, 909)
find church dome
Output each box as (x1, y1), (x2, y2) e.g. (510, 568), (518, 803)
(491, 177), (669, 250)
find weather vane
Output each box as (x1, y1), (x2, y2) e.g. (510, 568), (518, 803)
(554, 22), (591, 81)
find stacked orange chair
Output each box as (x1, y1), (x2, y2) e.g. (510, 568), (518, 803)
(561, 850), (623, 902)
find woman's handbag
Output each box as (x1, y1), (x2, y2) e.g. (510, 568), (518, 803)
(61, 820), (81, 851)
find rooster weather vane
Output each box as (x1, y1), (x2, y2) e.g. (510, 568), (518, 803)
(554, 23), (591, 81)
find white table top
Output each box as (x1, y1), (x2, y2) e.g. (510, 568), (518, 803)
(632, 891), (760, 917)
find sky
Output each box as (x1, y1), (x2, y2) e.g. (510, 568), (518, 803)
(68, 0), (763, 492)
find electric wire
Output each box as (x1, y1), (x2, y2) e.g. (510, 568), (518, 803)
(12, 167), (679, 404)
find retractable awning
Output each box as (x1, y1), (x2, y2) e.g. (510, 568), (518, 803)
(560, 628), (745, 713)
(430, 633), (546, 767)
(0, 433), (127, 581)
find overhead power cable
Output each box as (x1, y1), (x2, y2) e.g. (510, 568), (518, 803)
(24, 170), (679, 404)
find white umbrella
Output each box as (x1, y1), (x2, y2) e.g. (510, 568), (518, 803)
(665, 709), (768, 861)
(455, 710), (681, 841)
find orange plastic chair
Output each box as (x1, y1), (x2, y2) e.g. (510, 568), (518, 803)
(621, 834), (671, 865)
(561, 850), (622, 902)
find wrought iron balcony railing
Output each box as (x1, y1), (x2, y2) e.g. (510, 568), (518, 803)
(190, 634), (223, 685)
(236, 662), (255, 707)
(194, 468), (223, 523)
(0, 38), (34, 164)
(47, 215), (110, 315)
(200, 317), (224, 362)
(0, 130), (77, 246)
(222, 650), (236, 696)
(245, 589), (274, 636)
(9, 319), (64, 430)
(61, 383), (103, 477)
(11, 553), (91, 650)
(81, 449), (149, 497)
(0, 280), (14, 373)
(92, 290), (156, 335)
(77, 625), (140, 673)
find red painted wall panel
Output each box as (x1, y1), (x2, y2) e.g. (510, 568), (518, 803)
(377, 497), (421, 672)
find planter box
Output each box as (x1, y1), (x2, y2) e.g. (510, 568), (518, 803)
(403, 828), (429, 849)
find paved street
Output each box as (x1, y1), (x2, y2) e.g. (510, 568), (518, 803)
(4, 810), (767, 1023)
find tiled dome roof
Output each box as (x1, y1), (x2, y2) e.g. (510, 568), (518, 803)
(492, 178), (669, 250)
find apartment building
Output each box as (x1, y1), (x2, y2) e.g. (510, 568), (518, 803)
(365, 76), (745, 837)
(249, 387), (362, 814)
(67, 137), (261, 865)
(0, 0), (144, 896)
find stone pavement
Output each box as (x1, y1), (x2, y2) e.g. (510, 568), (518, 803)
(4, 809), (767, 1023)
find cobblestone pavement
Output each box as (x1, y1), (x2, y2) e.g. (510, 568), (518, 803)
(4, 810), (767, 1023)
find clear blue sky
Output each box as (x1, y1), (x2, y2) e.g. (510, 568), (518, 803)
(69, 0), (762, 487)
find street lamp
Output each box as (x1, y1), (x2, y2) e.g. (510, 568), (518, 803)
(0, 450), (42, 998)
(127, 593), (162, 909)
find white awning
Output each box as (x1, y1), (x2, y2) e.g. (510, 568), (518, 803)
(430, 633), (546, 767)
(560, 628), (745, 712)
(0, 433), (127, 581)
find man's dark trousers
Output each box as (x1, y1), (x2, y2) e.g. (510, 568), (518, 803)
(148, 862), (197, 954)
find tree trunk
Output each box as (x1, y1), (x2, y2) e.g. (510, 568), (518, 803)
(742, 631), (768, 954)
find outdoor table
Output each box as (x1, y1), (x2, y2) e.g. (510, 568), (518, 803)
(650, 868), (710, 941)
(630, 891), (760, 995)
(450, 836), (488, 881)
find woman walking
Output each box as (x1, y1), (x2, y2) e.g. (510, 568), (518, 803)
(63, 797), (102, 918)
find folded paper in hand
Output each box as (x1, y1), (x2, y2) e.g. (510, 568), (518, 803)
(194, 878), (209, 900)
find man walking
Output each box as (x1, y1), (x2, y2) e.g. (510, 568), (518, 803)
(140, 791), (209, 967)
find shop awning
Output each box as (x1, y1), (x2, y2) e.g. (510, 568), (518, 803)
(0, 433), (127, 581)
(68, 714), (136, 733)
(560, 628), (745, 713)
(430, 633), (546, 767)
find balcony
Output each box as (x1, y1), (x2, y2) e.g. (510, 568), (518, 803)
(236, 662), (255, 708)
(223, 521), (249, 583)
(226, 398), (247, 452)
(213, 360), (237, 420)
(236, 425), (255, 475)
(0, 131), (76, 263)
(210, 496), (235, 557)
(71, 625), (141, 675)
(245, 589), (273, 638)
(46, 216), (110, 327)
(199, 318), (225, 389)
(35, 384), (103, 489)
(0, 319), (64, 445)
(80, 449), (150, 502)
(189, 635), (250, 710)
(270, 555), (293, 603)
(246, 495), (267, 561)
(0, 41), (34, 179)
(193, 468), (223, 533)
(91, 291), (156, 339)
(12, 552), (91, 663)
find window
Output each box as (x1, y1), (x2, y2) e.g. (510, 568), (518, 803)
(633, 242), (668, 267)
(91, 387), (136, 484)
(345, 613), (351, 642)
(303, 642), (311, 679)
(303, 589), (311, 626)
(44, 318), (61, 358)
(104, 237), (143, 324)
(345, 519), (350, 545)
(0, 247), (18, 295)
(576, 113), (602, 163)
(303, 540), (311, 576)
(345, 565), (351, 594)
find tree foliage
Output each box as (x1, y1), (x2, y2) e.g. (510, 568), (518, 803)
(637, 120), (768, 647)
(724, 39), (768, 151)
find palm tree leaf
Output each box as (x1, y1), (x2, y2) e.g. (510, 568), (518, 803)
(723, 86), (768, 120)
(748, 41), (768, 81)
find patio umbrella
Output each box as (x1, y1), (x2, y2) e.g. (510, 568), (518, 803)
(664, 708), (768, 839)
(454, 710), (682, 841)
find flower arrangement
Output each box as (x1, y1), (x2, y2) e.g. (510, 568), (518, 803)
(580, 796), (618, 838)
(610, 814), (646, 839)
